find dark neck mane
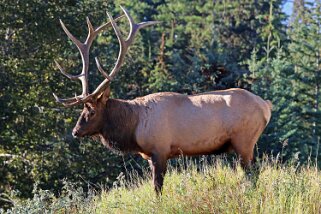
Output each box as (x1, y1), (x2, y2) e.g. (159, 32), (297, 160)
(99, 99), (141, 154)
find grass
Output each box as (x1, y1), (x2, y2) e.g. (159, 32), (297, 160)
(3, 157), (321, 214)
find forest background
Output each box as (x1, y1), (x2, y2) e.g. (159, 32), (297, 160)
(0, 0), (320, 207)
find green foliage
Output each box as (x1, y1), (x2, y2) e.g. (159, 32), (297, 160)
(1, 181), (96, 214)
(287, 1), (321, 162)
(247, 45), (297, 159)
(246, 0), (321, 163)
(0, 0), (147, 208)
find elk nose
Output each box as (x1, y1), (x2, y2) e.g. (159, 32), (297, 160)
(72, 129), (79, 138)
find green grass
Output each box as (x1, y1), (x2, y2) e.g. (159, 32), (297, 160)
(3, 157), (321, 214)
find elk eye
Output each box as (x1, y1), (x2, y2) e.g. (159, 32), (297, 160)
(90, 110), (95, 116)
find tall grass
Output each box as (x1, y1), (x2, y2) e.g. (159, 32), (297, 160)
(2, 157), (321, 214)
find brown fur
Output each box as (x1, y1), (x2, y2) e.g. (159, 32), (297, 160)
(100, 99), (141, 154)
(72, 87), (272, 194)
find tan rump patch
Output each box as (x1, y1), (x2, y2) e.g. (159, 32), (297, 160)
(139, 152), (151, 160)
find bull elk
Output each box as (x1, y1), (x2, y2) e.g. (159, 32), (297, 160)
(53, 7), (272, 194)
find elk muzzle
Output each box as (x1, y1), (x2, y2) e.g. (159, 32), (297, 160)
(72, 128), (79, 138)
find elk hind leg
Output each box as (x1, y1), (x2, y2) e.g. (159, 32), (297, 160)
(232, 134), (260, 169)
(149, 154), (168, 195)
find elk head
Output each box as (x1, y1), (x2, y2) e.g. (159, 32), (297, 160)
(53, 6), (159, 138)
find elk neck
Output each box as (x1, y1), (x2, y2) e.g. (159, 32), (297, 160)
(99, 98), (142, 154)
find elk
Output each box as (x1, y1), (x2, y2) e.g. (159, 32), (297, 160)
(53, 7), (272, 195)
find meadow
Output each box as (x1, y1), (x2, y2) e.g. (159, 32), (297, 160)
(3, 156), (321, 214)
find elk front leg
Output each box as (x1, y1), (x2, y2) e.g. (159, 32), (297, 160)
(149, 154), (167, 195)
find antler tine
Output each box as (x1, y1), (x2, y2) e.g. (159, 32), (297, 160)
(95, 57), (113, 81)
(54, 60), (82, 80)
(90, 11), (125, 82)
(86, 17), (94, 33)
(93, 6), (160, 98)
(85, 15), (125, 46)
(52, 93), (82, 107)
(120, 6), (161, 44)
(55, 19), (92, 105)
(58, 19), (88, 96)
(53, 7), (158, 107)
(59, 19), (83, 50)
(104, 10), (126, 79)
(84, 17), (99, 47)
(53, 15), (125, 107)
(53, 92), (83, 104)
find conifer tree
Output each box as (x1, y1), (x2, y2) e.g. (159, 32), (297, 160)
(246, 0), (295, 160)
(288, 0), (321, 163)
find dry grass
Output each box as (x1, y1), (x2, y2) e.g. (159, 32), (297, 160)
(93, 158), (321, 214)
(3, 157), (321, 214)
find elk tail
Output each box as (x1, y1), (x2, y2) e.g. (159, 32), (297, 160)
(265, 100), (273, 111)
(263, 100), (273, 126)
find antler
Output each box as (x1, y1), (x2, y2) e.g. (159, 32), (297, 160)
(53, 6), (160, 107)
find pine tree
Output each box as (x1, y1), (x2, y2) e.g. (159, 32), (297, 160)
(288, 0), (321, 163)
(245, 0), (296, 160)
(248, 0), (321, 163)
(247, 45), (296, 160)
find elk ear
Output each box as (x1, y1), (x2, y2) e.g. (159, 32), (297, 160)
(98, 86), (111, 104)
